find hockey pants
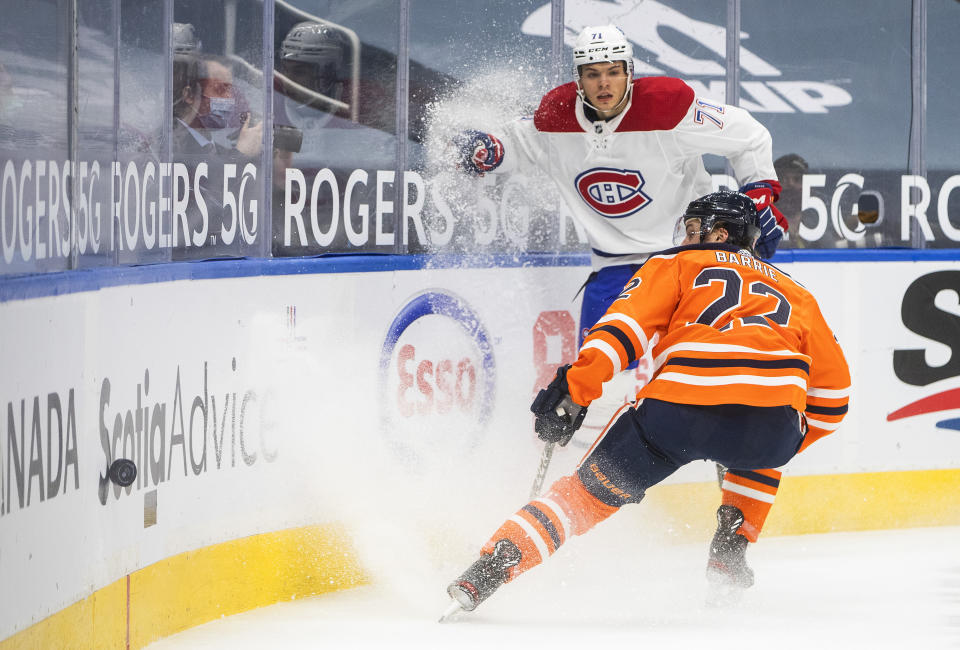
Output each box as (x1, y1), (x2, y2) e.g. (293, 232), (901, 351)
(579, 266), (788, 542)
(484, 399), (802, 580)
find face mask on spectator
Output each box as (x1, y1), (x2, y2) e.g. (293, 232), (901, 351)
(197, 95), (238, 129)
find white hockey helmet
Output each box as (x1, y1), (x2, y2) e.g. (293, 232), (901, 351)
(572, 25), (634, 82)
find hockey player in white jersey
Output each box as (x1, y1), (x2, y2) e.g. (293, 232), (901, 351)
(453, 24), (790, 595)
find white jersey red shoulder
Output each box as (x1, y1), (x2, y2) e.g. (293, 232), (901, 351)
(494, 77), (776, 270)
(534, 78), (694, 133)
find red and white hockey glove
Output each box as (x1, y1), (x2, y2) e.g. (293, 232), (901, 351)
(740, 180), (787, 259)
(452, 130), (504, 176)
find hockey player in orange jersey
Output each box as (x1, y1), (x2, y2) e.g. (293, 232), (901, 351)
(441, 191), (850, 619)
(453, 24), (792, 586)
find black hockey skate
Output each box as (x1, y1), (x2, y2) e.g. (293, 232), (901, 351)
(440, 539), (521, 621)
(706, 505), (754, 604)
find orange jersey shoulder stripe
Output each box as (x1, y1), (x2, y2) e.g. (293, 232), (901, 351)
(567, 246), (850, 448)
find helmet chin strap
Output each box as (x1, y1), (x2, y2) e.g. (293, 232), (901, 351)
(576, 81), (632, 117)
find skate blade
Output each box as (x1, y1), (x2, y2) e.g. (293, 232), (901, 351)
(705, 579), (746, 608)
(438, 599), (465, 623)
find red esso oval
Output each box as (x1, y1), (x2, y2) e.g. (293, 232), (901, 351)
(395, 345), (477, 416)
(388, 314), (483, 426)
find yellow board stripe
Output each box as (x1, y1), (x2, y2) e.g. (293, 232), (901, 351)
(6, 468), (960, 647)
(643, 467), (960, 540)
(0, 577), (128, 650)
(1, 523), (367, 649)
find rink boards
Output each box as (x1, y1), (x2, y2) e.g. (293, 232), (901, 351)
(2, 253), (960, 646)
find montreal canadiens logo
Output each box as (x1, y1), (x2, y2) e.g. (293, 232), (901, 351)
(575, 167), (652, 218)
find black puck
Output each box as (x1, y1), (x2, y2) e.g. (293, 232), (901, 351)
(108, 458), (138, 487)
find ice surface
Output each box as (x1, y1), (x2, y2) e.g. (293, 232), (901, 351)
(147, 524), (960, 649)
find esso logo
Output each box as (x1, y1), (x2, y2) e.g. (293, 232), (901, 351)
(575, 167), (652, 218)
(394, 335), (478, 418)
(379, 291), (496, 454)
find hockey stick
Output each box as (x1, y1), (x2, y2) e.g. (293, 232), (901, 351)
(528, 441), (556, 498)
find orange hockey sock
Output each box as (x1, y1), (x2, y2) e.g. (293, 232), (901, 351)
(720, 468), (782, 542)
(482, 473), (619, 580)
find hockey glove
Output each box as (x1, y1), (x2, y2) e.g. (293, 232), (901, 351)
(452, 130), (504, 176)
(530, 365), (587, 446)
(740, 180), (787, 259)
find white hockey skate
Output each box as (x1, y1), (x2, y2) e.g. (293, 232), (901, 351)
(438, 539), (521, 623)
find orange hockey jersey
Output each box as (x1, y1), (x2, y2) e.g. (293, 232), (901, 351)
(566, 244), (851, 451)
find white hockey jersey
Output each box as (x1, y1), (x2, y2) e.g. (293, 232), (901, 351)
(494, 77), (777, 270)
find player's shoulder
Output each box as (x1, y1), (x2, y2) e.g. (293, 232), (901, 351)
(646, 243), (780, 272)
(618, 76), (696, 132)
(533, 82), (582, 133)
(635, 243), (693, 269)
(644, 242), (729, 263)
(689, 245), (813, 291)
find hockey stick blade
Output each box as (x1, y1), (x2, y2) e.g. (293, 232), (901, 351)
(528, 441), (556, 498)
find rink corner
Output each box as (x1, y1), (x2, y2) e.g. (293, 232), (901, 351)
(0, 523), (368, 650)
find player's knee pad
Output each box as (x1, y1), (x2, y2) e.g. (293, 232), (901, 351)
(577, 458), (646, 507)
(545, 474), (621, 535)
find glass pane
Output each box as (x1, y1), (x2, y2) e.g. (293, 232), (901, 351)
(925, 0), (960, 249)
(0, 0), (71, 274)
(271, 0), (399, 256)
(74, 0), (118, 269)
(104, 0), (171, 266)
(171, 0), (267, 261)
(406, 0), (555, 255)
(742, 0), (911, 249)
(409, 1), (748, 256)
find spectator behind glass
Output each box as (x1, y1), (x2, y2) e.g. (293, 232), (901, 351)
(270, 20), (397, 255)
(277, 21), (349, 127)
(196, 56), (262, 158)
(773, 153), (809, 248)
(173, 22), (201, 57)
(171, 49), (264, 256)
(271, 21), (349, 256)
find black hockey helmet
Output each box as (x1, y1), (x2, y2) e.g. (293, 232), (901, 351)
(682, 191), (759, 250)
(279, 21), (348, 97)
(173, 22), (201, 55)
